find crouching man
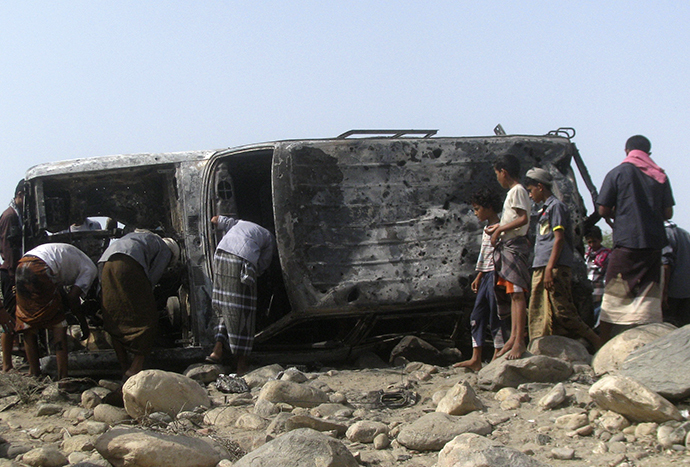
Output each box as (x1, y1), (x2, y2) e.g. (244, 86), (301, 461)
(98, 231), (179, 380)
(15, 242), (97, 380)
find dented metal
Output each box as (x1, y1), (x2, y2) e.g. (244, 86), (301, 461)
(23, 130), (591, 367)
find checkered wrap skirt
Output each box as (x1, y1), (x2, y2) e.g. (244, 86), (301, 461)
(212, 250), (257, 356)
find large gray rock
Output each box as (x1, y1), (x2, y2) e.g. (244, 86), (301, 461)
(592, 322), (675, 376)
(258, 380), (329, 408)
(537, 382), (566, 409)
(396, 412), (492, 451)
(61, 434), (95, 454)
(122, 369), (211, 419)
(203, 406), (243, 427)
(95, 427), (220, 467)
(435, 381), (484, 415)
(285, 415), (347, 436)
(477, 355), (573, 391)
(589, 375), (682, 423)
(93, 404), (131, 424)
(438, 433), (549, 467)
(243, 364), (284, 389)
(345, 420), (388, 443)
(233, 428), (358, 467)
(183, 363), (222, 384)
(18, 446), (68, 467)
(528, 335), (592, 364)
(620, 324), (690, 400)
(389, 335), (445, 366)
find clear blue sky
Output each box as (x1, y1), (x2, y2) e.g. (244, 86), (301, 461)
(2, 2), (689, 228)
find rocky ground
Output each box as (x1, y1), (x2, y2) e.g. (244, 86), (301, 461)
(0, 324), (689, 466)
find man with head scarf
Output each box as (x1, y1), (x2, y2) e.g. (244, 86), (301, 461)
(597, 135), (675, 341)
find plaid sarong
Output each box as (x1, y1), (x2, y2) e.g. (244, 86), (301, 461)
(213, 250), (257, 356)
(493, 236), (531, 319)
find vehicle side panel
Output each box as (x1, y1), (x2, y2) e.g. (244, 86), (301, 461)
(272, 136), (584, 317)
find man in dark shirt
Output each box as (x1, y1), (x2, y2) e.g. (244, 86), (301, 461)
(597, 135), (674, 341)
(0, 181), (27, 372)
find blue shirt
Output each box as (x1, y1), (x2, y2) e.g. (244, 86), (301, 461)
(532, 195), (574, 269)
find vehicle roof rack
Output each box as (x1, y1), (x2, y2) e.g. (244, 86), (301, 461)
(337, 129), (438, 139)
(547, 127), (576, 139)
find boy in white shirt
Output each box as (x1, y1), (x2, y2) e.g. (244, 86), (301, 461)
(486, 154), (531, 360)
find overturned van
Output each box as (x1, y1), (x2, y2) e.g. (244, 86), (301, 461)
(23, 128), (594, 371)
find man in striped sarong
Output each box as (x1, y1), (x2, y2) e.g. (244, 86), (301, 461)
(206, 216), (275, 375)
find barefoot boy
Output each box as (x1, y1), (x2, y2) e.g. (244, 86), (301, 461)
(486, 154), (531, 360)
(524, 168), (601, 350)
(455, 188), (509, 371)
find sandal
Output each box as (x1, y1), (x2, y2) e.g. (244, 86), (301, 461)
(205, 355), (222, 364)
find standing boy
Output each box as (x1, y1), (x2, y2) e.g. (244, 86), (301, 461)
(584, 226), (610, 327)
(454, 188), (509, 371)
(487, 154), (531, 360)
(524, 168), (601, 349)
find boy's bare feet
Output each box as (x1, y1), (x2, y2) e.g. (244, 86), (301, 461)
(454, 359), (482, 372)
(495, 338), (514, 358)
(505, 341), (526, 360)
(454, 347), (483, 371)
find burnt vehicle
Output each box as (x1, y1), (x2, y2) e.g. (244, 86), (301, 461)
(22, 128), (595, 373)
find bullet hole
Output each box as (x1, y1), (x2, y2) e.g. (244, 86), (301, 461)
(432, 148), (442, 159)
(347, 287), (360, 303)
(461, 248), (468, 257)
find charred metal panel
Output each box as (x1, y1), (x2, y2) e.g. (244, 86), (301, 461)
(176, 159), (215, 346)
(272, 136), (585, 317)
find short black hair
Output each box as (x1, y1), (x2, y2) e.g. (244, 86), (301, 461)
(471, 187), (503, 213)
(493, 153), (521, 180)
(523, 177), (552, 190)
(585, 225), (603, 241)
(14, 179), (25, 198)
(625, 135), (651, 153)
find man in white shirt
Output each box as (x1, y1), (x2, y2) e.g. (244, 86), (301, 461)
(206, 216), (275, 375)
(15, 243), (97, 381)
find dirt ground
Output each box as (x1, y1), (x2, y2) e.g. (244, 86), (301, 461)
(0, 353), (689, 467)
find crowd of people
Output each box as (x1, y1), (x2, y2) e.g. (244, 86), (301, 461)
(456, 134), (679, 369)
(0, 185), (276, 384)
(0, 134), (682, 382)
